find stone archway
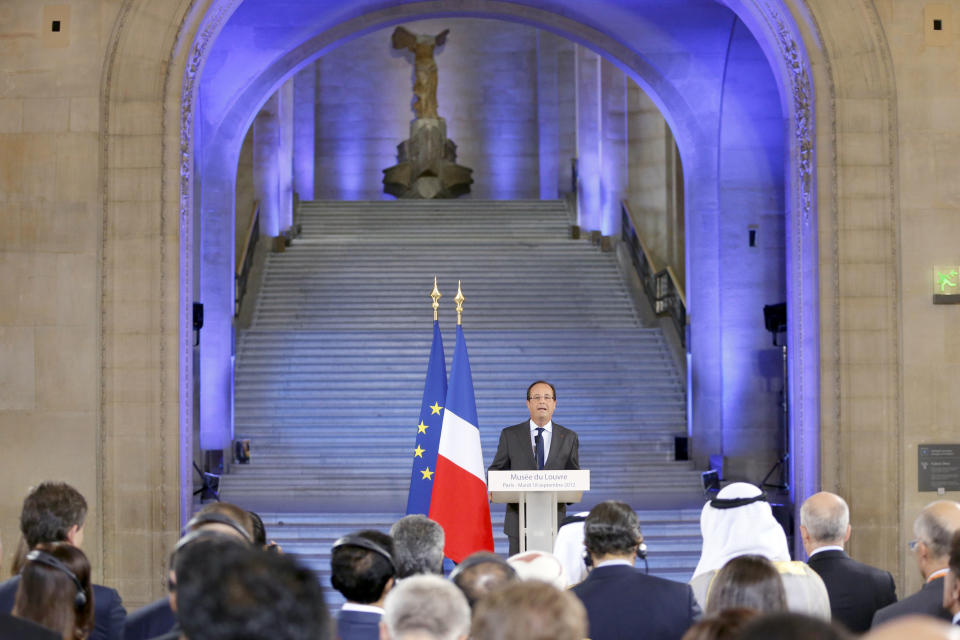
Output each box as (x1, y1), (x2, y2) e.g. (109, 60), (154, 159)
(96, 0), (901, 602)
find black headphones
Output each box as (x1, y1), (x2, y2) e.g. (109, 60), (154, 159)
(25, 550), (87, 610)
(185, 512), (254, 543)
(332, 535), (396, 573)
(449, 552), (516, 582)
(709, 493), (767, 509)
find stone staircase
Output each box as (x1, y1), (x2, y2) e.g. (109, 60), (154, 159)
(222, 199), (705, 608)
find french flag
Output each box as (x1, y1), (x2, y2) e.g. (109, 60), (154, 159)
(429, 324), (494, 562)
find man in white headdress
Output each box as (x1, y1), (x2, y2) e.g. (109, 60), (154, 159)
(690, 482), (831, 618)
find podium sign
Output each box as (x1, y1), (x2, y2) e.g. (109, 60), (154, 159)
(488, 470), (590, 553)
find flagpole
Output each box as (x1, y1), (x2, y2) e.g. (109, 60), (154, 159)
(454, 280), (464, 326)
(432, 276), (441, 322)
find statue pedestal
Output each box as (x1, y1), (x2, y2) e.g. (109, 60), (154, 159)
(383, 118), (473, 199)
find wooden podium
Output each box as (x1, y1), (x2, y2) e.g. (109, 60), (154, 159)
(488, 470), (590, 553)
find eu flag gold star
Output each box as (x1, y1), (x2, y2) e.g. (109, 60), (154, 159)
(430, 402), (443, 415)
(417, 421), (428, 434)
(414, 445), (425, 458)
(420, 467), (434, 480)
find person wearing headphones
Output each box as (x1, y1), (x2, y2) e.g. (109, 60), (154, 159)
(571, 500), (699, 640)
(13, 542), (94, 640)
(329, 530), (396, 640)
(0, 482), (125, 640)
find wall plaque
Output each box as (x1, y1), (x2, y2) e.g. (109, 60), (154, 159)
(918, 445), (960, 492)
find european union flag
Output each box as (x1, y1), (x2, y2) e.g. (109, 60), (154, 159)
(405, 320), (448, 515)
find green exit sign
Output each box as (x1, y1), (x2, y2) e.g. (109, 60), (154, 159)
(934, 266), (960, 304)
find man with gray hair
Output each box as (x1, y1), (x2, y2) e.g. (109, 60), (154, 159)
(801, 491), (896, 632)
(378, 574), (469, 640)
(872, 500), (960, 626)
(389, 515), (445, 578)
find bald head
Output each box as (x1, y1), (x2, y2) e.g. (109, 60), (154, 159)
(864, 615), (960, 640)
(915, 501), (960, 561)
(801, 492), (850, 548)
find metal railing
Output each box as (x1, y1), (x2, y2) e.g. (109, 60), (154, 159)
(235, 201), (260, 318)
(620, 201), (687, 346)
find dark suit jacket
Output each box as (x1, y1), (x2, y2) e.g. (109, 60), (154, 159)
(487, 421), (580, 538)
(0, 576), (126, 640)
(0, 613), (62, 640)
(336, 608), (381, 640)
(571, 564), (698, 640)
(872, 575), (950, 627)
(125, 597), (177, 640)
(807, 549), (897, 633)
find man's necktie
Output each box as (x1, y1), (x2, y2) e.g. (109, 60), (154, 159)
(535, 427), (545, 470)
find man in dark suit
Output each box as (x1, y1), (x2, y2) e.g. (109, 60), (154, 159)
(0, 482), (126, 640)
(487, 380), (580, 555)
(872, 500), (960, 626)
(801, 491), (897, 632)
(330, 530), (396, 640)
(571, 501), (698, 640)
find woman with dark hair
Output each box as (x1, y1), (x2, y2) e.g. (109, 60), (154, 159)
(705, 554), (787, 615)
(13, 542), (95, 640)
(680, 607), (758, 640)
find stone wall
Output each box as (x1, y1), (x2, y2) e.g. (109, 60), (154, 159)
(0, 0), (106, 579)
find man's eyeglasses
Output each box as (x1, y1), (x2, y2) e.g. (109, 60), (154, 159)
(907, 539), (920, 552)
(528, 395), (555, 401)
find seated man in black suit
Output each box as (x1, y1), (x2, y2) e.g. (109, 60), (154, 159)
(124, 503), (257, 640)
(488, 380), (580, 555)
(330, 530), (396, 640)
(872, 500), (960, 626)
(0, 482), (126, 640)
(801, 491), (897, 632)
(175, 537), (331, 640)
(571, 501), (699, 640)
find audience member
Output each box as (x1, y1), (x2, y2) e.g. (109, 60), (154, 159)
(506, 550), (566, 588)
(0, 482), (126, 640)
(552, 512), (589, 587)
(801, 491), (897, 632)
(941, 530), (960, 625)
(865, 615), (960, 640)
(679, 608), (757, 640)
(330, 530), (396, 640)
(691, 482), (830, 618)
(389, 515), (444, 578)
(124, 502), (257, 640)
(247, 510), (282, 552)
(705, 554), (786, 615)
(449, 552), (517, 609)
(175, 538), (331, 640)
(737, 612), (853, 640)
(379, 574), (469, 640)
(872, 500), (960, 626)
(13, 543), (95, 640)
(471, 580), (587, 640)
(571, 500), (698, 640)
(0, 531), (60, 640)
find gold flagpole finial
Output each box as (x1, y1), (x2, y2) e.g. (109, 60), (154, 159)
(454, 280), (464, 326)
(430, 276), (442, 322)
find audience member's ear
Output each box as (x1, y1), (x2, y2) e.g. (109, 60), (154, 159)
(379, 619), (390, 640)
(66, 523), (84, 547)
(383, 576), (396, 596)
(168, 570), (178, 613)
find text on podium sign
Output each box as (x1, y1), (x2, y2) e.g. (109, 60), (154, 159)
(487, 469), (590, 492)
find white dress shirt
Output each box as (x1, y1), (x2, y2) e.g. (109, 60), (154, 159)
(529, 420), (553, 464)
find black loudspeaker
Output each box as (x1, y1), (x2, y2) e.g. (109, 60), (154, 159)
(193, 302), (204, 331)
(674, 436), (689, 461)
(763, 302), (786, 334)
